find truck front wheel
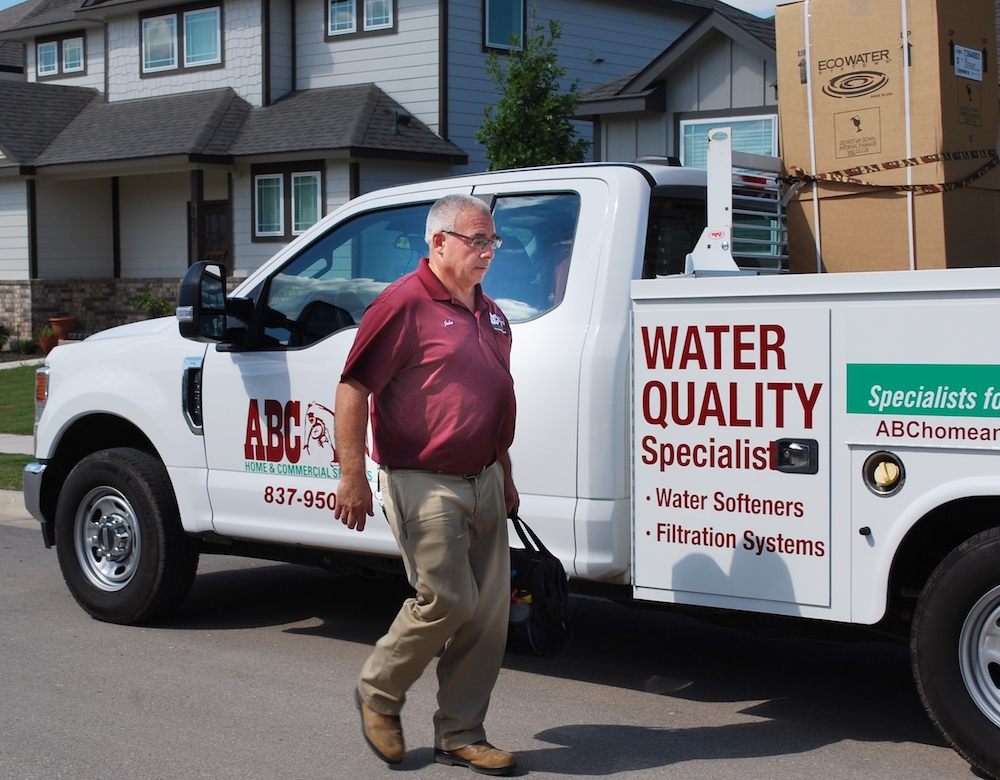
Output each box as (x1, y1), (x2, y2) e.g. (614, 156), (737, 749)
(912, 527), (1000, 780)
(55, 448), (199, 625)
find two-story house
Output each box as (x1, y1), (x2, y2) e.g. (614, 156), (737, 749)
(0, 0), (771, 341)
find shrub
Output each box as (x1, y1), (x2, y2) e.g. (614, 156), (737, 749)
(131, 285), (174, 318)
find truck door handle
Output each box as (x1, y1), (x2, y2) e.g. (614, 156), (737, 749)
(772, 438), (819, 474)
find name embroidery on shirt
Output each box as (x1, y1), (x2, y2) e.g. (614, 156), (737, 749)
(443, 319), (454, 327)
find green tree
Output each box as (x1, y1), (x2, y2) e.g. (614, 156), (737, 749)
(477, 18), (591, 170)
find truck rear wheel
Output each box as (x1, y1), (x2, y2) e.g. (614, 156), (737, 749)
(912, 527), (1000, 780)
(55, 448), (199, 625)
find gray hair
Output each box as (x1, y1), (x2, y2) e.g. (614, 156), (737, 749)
(425, 194), (493, 244)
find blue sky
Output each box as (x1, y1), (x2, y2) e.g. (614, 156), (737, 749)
(0, 0), (779, 16)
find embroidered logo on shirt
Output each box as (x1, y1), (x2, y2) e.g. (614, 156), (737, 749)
(444, 319), (454, 327)
(489, 312), (508, 335)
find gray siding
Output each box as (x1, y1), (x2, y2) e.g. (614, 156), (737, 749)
(448, 0), (697, 172)
(106, 0), (264, 106)
(295, 0), (440, 131)
(119, 172), (227, 277)
(35, 178), (113, 279)
(0, 179), (29, 280)
(360, 159), (453, 194)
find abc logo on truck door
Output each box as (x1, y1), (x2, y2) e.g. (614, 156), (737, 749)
(243, 398), (342, 477)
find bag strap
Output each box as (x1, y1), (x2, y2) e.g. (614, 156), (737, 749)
(509, 512), (555, 558)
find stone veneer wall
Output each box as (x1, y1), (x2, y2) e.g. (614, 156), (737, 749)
(0, 277), (246, 345)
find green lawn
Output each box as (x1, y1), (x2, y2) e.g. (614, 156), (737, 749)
(0, 453), (31, 491)
(0, 365), (38, 435)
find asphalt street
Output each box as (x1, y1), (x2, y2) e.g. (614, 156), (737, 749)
(0, 496), (976, 780)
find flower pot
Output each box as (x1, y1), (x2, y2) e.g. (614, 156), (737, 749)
(39, 334), (59, 354)
(48, 316), (76, 340)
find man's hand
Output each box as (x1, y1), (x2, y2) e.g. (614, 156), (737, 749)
(334, 378), (375, 532)
(335, 470), (374, 531)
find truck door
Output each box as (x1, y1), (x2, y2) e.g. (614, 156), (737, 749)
(631, 300), (832, 612)
(470, 179), (609, 571)
(200, 195), (458, 554)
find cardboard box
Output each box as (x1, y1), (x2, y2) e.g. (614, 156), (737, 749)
(776, 0), (1000, 271)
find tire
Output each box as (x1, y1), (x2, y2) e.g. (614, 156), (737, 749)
(912, 527), (1000, 780)
(55, 447), (199, 625)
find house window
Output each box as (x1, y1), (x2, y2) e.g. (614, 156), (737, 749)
(142, 15), (177, 71)
(328, 0), (355, 33)
(365, 0), (392, 30)
(141, 4), (222, 75)
(253, 164), (325, 241)
(255, 175), (284, 237)
(36, 41), (57, 75)
(35, 32), (86, 78)
(485, 0), (523, 50)
(62, 38), (84, 71)
(184, 8), (221, 66)
(679, 115), (777, 168)
(292, 173), (322, 234)
(326, 0), (395, 38)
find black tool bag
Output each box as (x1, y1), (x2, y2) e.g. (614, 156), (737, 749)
(507, 513), (572, 657)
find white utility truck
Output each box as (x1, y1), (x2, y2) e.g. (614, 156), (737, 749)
(24, 129), (1000, 778)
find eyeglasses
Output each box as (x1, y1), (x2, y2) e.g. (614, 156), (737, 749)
(443, 230), (504, 250)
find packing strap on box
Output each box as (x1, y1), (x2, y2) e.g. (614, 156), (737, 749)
(783, 149), (1000, 194)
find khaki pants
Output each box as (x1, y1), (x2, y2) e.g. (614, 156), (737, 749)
(359, 462), (510, 750)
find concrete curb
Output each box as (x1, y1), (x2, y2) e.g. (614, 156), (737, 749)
(0, 488), (33, 528)
(0, 359), (44, 370)
(0, 434), (34, 455)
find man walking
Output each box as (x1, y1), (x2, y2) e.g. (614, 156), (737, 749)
(334, 194), (518, 776)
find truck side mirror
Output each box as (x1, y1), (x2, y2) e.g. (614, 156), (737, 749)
(177, 261), (228, 342)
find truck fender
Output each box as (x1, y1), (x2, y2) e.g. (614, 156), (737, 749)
(857, 476), (1000, 625)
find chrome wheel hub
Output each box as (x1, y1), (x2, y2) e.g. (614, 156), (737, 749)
(74, 487), (142, 592)
(959, 584), (1000, 728)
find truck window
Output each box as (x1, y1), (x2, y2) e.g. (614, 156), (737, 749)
(261, 203), (432, 347)
(643, 182), (786, 277)
(642, 196), (706, 278)
(484, 192), (580, 322)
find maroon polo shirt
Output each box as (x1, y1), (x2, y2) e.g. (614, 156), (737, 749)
(341, 258), (515, 475)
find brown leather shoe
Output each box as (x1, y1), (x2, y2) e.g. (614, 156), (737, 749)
(434, 741), (516, 776)
(354, 688), (404, 764)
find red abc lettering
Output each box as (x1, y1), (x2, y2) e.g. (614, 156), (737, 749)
(265, 399), (284, 462)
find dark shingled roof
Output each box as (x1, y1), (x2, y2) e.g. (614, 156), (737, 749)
(0, 81), (465, 170)
(229, 84), (467, 163)
(671, 0), (775, 49)
(0, 79), (97, 163)
(1, 0), (84, 33)
(579, 70), (642, 103)
(33, 87), (251, 165)
(0, 0), (50, 68)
